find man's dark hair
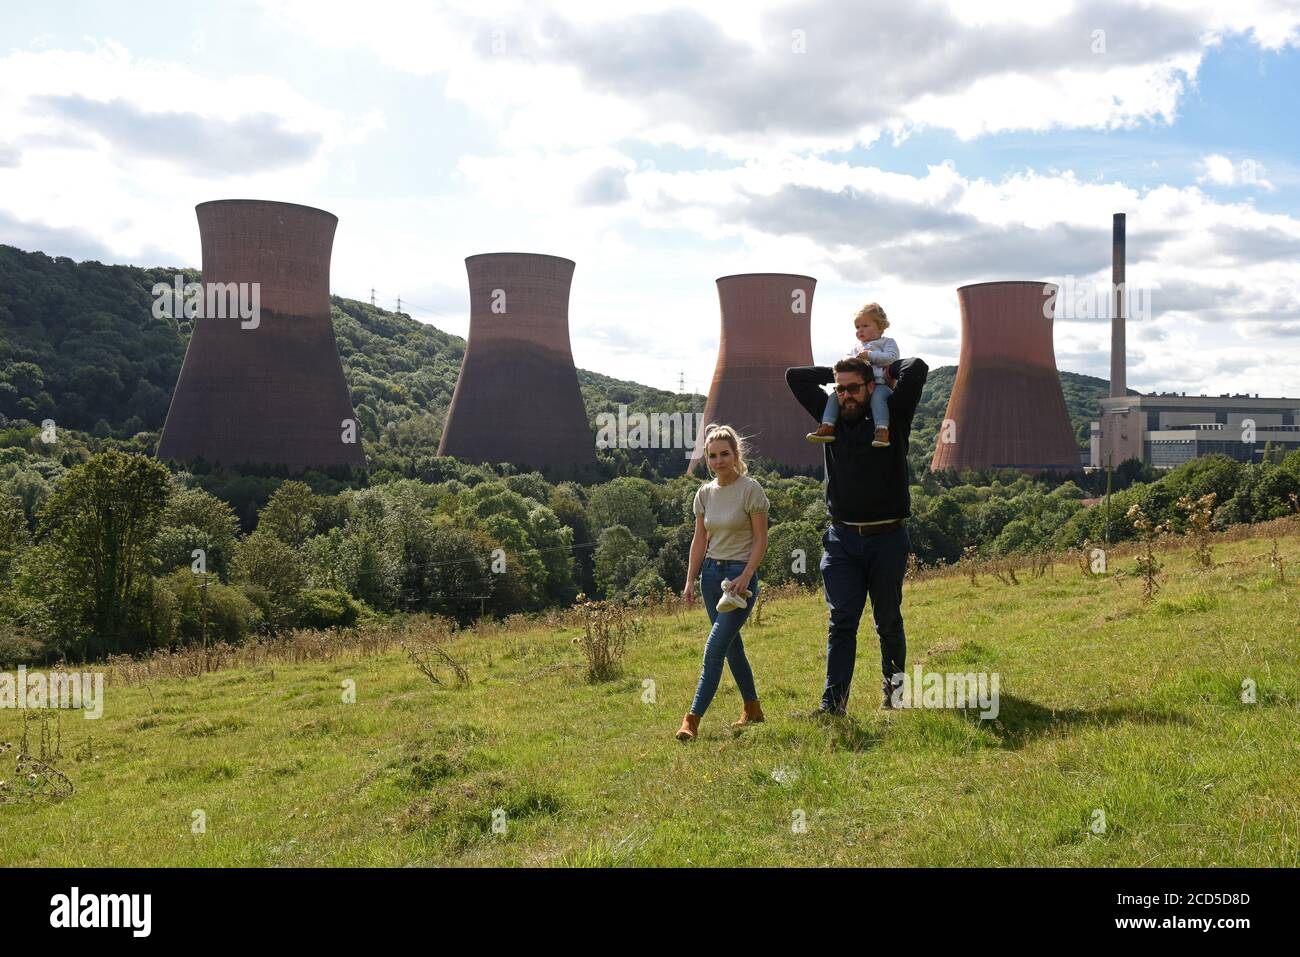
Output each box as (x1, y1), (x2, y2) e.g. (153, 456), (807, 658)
(833, 356), (872, 380)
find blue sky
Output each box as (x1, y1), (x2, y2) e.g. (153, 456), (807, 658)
(1, 0), (1298, 397)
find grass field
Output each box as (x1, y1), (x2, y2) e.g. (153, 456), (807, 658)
(3, 525), (1298, 867)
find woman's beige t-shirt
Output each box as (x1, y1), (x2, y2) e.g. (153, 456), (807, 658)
(692, 474), (770, 561)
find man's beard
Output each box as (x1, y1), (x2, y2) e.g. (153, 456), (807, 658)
(840, 398), (869, 423)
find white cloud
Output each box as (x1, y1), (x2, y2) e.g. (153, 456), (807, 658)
(259, 0), (1299, 151)
(1198, 153), (1276, 191)
(2, 5), (1298, 403)
(444, 145), (1300, 395)
(0, 40), (381, 263)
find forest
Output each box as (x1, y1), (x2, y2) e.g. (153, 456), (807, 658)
(3, 243), (1298, 665)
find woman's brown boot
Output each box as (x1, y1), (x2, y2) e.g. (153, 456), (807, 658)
(731, 699), (765, 727)
(676, 713), (700, 741)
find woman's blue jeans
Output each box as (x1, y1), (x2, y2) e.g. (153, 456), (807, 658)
(688, 557), (760, 716)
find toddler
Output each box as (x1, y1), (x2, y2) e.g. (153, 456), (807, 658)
(806, 302), (899, 447)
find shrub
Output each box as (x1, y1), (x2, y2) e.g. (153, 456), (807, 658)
(161, 569), (262, 645)
(573, 595), (629, 682)
(0, 621), (42, 667)
(297, 588), (362, 630)
(763, 520), (822, 586)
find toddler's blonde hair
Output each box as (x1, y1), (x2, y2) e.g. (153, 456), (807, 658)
(855, 302), (889, 331)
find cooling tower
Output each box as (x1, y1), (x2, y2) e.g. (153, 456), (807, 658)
(437, 253), (595, 468)
(930, 281), (1079, 473)
(157, 200), (365, 471)
(688, 273), (822, 472)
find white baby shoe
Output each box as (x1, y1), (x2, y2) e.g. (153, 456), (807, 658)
(716, 578), (754, 613)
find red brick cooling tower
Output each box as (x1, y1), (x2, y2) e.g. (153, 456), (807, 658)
(437, 253), (595, 468)
(688, 273), (823, 473)
(930, 281), (1079, 473)
(156, 200), (365, 471)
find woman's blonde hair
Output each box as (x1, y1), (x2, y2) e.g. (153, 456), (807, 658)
(701, 424), (748, 476)
(855, 302), (889, 331)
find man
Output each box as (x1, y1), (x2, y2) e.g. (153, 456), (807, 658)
(786, 353), (928, 713)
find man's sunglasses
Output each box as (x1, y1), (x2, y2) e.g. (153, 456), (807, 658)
(834, 382), (866, 396)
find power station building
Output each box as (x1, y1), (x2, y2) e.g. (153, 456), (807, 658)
(156, 199), (365, 471)
(1091, 394), (1300, 468)
(930, 281), (1081, 473)
(437, 252), (595, 469)
(1092, 213), (1300, 468)
(688, 273), (823, 473)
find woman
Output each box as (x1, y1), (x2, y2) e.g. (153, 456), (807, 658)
(677, 424), (770, 741)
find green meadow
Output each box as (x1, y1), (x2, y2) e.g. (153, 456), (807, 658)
(3, 526), (1297, 867)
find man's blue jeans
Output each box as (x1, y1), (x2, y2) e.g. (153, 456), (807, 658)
(689, 557), (760, 716)
(819, 523), (909, 713)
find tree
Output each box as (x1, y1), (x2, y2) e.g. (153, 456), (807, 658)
(653, 522), (694, 592)
(0, 492), (28, 582)
(160, 568), (262, 645)
(231, 531), (307, 632)
(528, 505), (577, 605)
(157, 486), (241, 577)
(587, 477), (658, 540)
(336, 489), (402, 609)
(36, 451), (171, 656)
(911, 492), (968, 564)
(594, 524), (650, 599)
(4, 468), (51, 526)
(762, 521), (822, 586)
(481, 512), (548, 610)
(1113, 457), (1157, 491)
(549, 483), (595, 594)
(422, 519), (501, 622)
(627, 565), (669, 600)
(976, 498), (1017, 541)
(257, 479), (319, 547)
(502, 471), (551, 503)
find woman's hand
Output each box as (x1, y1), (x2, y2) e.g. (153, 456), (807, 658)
(728, 570), (753, 595)
(682, 581), (697, 605)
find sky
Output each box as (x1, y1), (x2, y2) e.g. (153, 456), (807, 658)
(1, 0), (1299, 398)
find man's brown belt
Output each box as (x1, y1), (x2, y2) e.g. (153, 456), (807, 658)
(833, 519), (904, 536)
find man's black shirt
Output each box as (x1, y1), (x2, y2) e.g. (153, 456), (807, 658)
(785, 357), (929, 524)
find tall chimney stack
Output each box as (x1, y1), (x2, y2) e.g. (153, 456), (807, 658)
(1110, 212), (1126, 398)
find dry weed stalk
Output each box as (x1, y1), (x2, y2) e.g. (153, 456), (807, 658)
(0, 714), (74, 805)
(573, 593), (629, 682)
(1128, 502), (1170, 601)
(990, 559), (1019, 586)
(1179, 492), (1217, 570)
(404, 642), (469, 687)
(1028, 548), (1054, 579)
(1270, 538), (1285, 583)
(1078, 539), (1098, 578)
